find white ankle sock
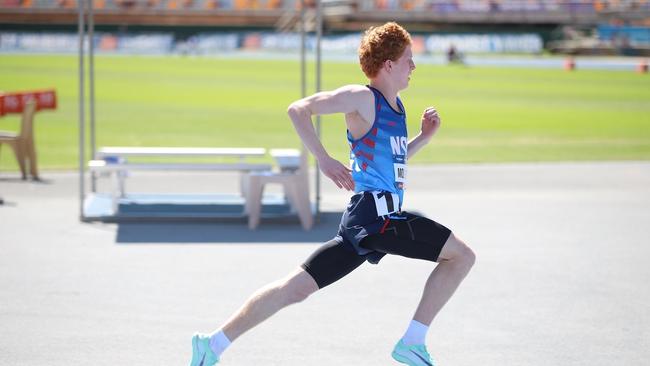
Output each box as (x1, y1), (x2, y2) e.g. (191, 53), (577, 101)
(401, 319), (429, 346)
(208, 330), (231, 357)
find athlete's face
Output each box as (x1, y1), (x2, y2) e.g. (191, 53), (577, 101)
(390, 45), (416, 90)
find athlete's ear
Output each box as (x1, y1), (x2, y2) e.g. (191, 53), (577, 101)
(384, 59), (393, 72)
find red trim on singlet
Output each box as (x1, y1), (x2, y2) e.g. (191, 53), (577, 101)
(354, 150), (375, 161)
(380, 218), (391, 234)
(362, 137), (375, 148)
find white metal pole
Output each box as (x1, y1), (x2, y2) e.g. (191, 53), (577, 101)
(300, 0), (306, 98)
(300, 0), (319, 218)
(78, 0), (86, 221)
(315, 0), (323, 215)
(89, 0), (97, 192)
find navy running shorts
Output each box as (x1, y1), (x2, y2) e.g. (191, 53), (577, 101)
(301, 193), (451, 289)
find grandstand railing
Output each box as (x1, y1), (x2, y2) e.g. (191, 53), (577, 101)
(1, 0), (649, 27)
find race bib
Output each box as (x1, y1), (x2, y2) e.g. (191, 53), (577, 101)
(394, 163), (407, 183)
(371, 191), (400, 216)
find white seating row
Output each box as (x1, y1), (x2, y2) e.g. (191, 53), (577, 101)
(87, 146), (313, 230)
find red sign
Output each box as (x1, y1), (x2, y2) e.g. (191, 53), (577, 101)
(0, 89), (57, 116)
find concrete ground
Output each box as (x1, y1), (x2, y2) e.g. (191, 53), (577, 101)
(1, 162), (649, 366)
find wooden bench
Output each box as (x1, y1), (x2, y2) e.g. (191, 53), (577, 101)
(0, 89), (57, 180)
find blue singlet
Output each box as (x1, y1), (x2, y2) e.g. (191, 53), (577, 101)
(337, 85), (409, 264)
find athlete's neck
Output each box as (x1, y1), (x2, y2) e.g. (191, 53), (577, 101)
(369, 80), (399, 111)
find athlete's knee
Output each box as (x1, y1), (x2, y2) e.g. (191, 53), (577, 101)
(282, 269), (319, 305)
(284, 280), (316, 305)
(455, 237), (476, 269)
(285, 285), (313, 305)
(460, 243), (476, 269)
(441, 234), (476, 269)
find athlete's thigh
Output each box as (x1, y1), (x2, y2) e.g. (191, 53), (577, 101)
(360, 212), (451, 262)
(301, 238), (366, 289)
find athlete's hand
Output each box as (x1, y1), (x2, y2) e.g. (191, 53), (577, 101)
(420, 107), (441, 139)
(318, 155), (355, 191)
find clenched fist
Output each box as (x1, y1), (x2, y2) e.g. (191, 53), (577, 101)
(420, 107), (441, 139)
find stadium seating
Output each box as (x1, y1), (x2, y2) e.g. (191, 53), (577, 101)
(2, 0), (648, 12)
(366, 0), (650, 13)
(1, 0), (648, 29)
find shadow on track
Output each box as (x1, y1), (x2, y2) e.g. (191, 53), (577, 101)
(115, 211), (342, 244)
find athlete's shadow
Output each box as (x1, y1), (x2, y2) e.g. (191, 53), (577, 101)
(115, 211), (341, 244)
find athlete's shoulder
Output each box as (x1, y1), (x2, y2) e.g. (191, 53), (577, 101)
(334, 84), (375, 111)
(334, 84), (374, 98)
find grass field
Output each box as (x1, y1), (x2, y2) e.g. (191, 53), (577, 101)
(1, 54), (649, 172)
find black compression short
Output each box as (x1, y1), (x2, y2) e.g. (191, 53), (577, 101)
(301, 211), (452, 289)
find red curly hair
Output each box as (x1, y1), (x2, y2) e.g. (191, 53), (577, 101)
(358, 22), (412, 79)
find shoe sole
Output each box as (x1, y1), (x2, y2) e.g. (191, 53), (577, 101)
(392, 350), (431, 366)
(392, 351), (411, 365)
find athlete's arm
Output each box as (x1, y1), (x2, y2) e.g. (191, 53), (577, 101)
(407, 106), (441, 159)
(287, 85), (372, 191)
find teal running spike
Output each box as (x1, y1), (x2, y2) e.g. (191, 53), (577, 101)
(391, 339), (435, 366)
(189, 334), (220, 366)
